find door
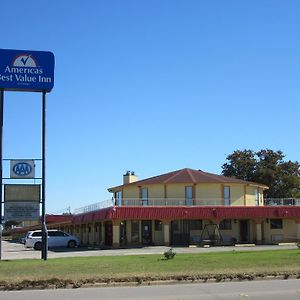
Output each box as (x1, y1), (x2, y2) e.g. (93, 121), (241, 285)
(120, 221), (127, 246)
(171, 220), (190, 246)
(239, 220), (249, 243)
(141, 220), (152, 245)
(105, 221), (113, 246)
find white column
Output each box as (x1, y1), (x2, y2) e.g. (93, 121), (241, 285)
(112, 221), (120, 248)
(296, 222), (300, 241)
(163, 221), (170, 246)
(256, 223), (262, 243)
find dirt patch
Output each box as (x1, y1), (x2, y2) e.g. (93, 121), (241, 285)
(0, 272), (300, 291)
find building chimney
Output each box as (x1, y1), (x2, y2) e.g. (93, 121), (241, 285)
(123, 171), (138, 185)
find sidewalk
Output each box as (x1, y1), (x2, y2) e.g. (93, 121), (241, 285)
(1, 240), (297, 260)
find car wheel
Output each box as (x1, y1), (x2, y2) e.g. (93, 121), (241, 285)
(68, 240), (76, 248)
(34, 242), (42, 251)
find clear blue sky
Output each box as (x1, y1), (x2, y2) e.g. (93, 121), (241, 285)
(2, 1), (300, 213)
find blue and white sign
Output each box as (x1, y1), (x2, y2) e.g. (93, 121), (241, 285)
(10, 160), (35, 179)
(0, 49), (55, 92)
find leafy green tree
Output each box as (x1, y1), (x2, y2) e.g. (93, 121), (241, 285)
(4, 220), (20, 231)
(222, 149), (300, 198)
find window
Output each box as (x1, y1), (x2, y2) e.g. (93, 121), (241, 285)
(115, 191), (122, 206)
(255, 189), (259, 206)
(131, 220), (139, 242)
(219, 219), (232, 230)
(141, 188), (148, 206)
(270, 219), (283, 229)
(32, 231), (42, 237)
(185, 186), (193, 206)
(224, 186), (230, 206)
(155, 220), (162, 231)
(189, 220), (202, 230)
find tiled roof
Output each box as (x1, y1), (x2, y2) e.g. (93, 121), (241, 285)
(108, 168), (268, 191)
(72, 206), (300, 223)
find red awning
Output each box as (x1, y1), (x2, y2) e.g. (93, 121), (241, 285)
(72, 206), (300, 223)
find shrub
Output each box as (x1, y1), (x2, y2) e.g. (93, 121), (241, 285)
(163, 248), (176, 260)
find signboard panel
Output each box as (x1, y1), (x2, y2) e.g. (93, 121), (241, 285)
(4, 184), (40, 202)
(10, 160), (35, 179)
(0, 49), (55, 92)
(4, 201), (39, 221)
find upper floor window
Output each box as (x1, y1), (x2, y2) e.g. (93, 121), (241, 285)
(141, 188), (148, 206)
(255, 189), (259, 206)
(115, 191), (122, 206)
(224, 186), (230, 206)
(185, 186), (193, 206)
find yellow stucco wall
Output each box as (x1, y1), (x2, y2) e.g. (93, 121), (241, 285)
(122, 186), (139, 199)
(246, 186), (256, 206)
(166, 184), (186, 200)
(118, 182), (263, 207)
(229, 184), (245, 206)
(195, 184), (222, 205)
(263, 219), (297, 243)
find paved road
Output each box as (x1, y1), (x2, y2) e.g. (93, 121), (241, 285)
(1, 279), (300, 299)
(1, 240), (297, 260)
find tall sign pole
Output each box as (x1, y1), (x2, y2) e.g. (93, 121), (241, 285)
(41, 91), (48, 260)
(0, 49), (54, 261)
(0, 89), (3, 260)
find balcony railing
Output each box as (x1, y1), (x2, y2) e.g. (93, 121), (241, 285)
(73, 197), (300, 215)
(264, 198), (300, 206)
(118, 198), (227, 206)
(73, 199), (114, 214)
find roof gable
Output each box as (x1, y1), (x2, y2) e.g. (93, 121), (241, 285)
(108, 168), (268, 191)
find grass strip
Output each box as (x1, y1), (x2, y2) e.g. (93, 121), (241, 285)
(0, 249), (299, 289)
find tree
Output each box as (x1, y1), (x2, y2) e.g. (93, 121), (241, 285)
(3, 220), (21, 231)
(222, 149), (300, 198)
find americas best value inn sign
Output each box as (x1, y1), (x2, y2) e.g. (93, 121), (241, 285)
(0, 49), (54, 92)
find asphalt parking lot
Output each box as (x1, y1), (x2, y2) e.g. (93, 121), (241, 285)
(1, 240), (298, 260)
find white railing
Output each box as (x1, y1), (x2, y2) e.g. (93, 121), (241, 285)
(73, 199), (114, 214)
(264, 198), (300, 206)
(72, 198), (300, 215)
(118, 198), (225, 206)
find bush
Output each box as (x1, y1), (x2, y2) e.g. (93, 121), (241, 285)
(163, 248), (176, 260)
(297, 242), (300, 249)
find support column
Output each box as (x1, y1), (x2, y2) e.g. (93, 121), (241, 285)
(101, 222), (105, 245)
(112, 220), (121, 248)
(162, 220), (170, 246)
(90, 223), (95, 246)
(295, 219), (300, 241)
(254, 219), (263, 244)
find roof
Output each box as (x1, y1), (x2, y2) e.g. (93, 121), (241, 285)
(108, 168), (268, 191)
(72, 206), (300, 223)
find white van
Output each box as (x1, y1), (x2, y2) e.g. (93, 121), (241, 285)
(25, 230), (80, 250)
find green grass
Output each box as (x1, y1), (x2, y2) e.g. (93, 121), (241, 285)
(0, 249), (300, 283)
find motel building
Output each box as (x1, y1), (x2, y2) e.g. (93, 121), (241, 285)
(12, 168), (300, 248)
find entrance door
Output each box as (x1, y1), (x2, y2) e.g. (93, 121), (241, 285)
(105, 221), (113, 246)
(239, 220), (249, 243)
(141, 220), (152, 245)
(171, 220), (190, 246)
(120, 221), (127, 247)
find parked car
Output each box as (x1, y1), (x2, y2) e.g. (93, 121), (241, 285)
(25, 230), (80, 250)
(19, 236), (26, 244)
